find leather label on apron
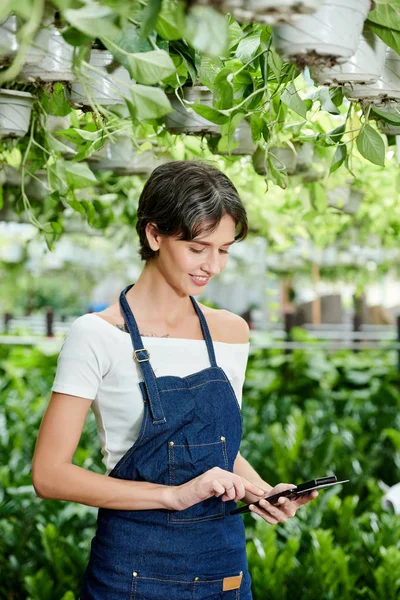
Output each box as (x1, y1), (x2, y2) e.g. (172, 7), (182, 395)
(222, 573), (242, 591)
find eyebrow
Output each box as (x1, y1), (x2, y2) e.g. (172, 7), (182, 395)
(191, 239), (235, 247)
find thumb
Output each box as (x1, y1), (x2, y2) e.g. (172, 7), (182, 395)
(243, 478), (266, 496)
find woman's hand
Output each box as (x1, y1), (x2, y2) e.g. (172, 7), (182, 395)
(248, 483), (319, 524)
(167, 466), (266, 511)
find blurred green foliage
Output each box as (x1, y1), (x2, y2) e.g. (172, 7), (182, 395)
(0, 342), (399, 598)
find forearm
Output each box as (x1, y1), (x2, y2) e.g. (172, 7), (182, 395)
(33, 462), (175, 510)
(233, 453), (272, 503)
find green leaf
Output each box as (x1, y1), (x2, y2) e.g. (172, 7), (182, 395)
(125, 50), (175, 84)
(326, 124), (346, 145)
(330, 144), (347, 174)
(64, 4), (120, 39)
(315, 87), (341, 115)
(267, 155), (288, 189)
(371, 105), (400, 125)
(140, 0), (163, 39)
(281, 82), (308, 119)
(185, 6), (228, 57)
(213, 68), (234, 110)
(367, 2), (400, 31)
(102, 21), (152, 71)
(367, 21), (400, 53)
(356, 124), (386, 167)
(191, 103), (229, 124)
(129, 84), (173, 120)
(62, 26), (93, 47)
(250, 116), (264, 142)
(199, 56), (225, 89)
(40, 83), (71, 117)
(235, 31), (261, 65)
(64, 162), (98, 188)
(156, 0), (186, 40)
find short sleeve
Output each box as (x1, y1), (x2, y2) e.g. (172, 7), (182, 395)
(228, 343), (250, 409)
(51, 315), (108, 400)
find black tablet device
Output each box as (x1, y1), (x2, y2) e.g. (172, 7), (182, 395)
(230, 475), (349, 515)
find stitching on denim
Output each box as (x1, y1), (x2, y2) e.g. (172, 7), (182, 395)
(221, 438), (229, 470)
(160, 379), (228, 393)
(112, 404), (149, 474)
(129, 575), (136, 600)
(173, 440), (225, 447)
(168, 443), (175, 486)
(169, 510), (224, 523)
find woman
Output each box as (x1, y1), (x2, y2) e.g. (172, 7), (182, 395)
(32, 161), (317, 599)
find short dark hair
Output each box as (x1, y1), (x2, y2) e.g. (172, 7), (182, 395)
(136, 160), (248, 261)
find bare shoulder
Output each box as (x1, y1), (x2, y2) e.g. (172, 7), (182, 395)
(198, 304), (250, 344)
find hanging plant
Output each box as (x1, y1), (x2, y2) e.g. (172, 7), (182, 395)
(166, 85), (221, 136)
(272, 0), (372, 69)
(311, 27), (386, 86)
(208, 119), (256, 155)
(0, 89), (34, 138)
(222, 0), (322, 25)
(68, 49), (132, 108)
(0, 15), (18, 66)
(344, 47), (400, 103)
(87, 136), (163, 176)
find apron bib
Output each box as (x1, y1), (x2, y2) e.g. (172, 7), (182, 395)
(80, 283), (252, 600)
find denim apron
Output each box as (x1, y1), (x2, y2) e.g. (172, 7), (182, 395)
(80, 283), (252, 600)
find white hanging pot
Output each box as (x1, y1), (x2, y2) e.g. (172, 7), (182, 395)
(327, 185), (351, 210)
(0, 89), (33, 139)
(0, 15), (18, 65)
(88, 137), (159, 175)
(311, 28), (386, 86)
(26, 170), (49, 200)
(18, 23), (75, 82)
(272, 0), (372, 68)
(269, 144), (297, 174)
(215, 120), (256, 155)
(344, 48), (400, 103)
(166, 86), (220, 137)
(229, 0), (321, 25)
(69, 50), (132, 107)
(294, 141), (314, 171)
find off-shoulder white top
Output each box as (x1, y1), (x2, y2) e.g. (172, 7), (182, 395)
(51, 313), (250, 474)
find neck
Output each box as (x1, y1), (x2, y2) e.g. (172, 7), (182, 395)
(123, 261), (195, 326)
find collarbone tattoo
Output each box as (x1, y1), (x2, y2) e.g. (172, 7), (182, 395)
(115, 322), (170, 337)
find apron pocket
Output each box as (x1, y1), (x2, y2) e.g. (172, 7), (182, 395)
(130, 572), (194, 600)
(167, 437), (229, 523)
(130, 571), (243, 600)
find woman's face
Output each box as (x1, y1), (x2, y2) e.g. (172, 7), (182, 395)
(148, 213), (236, 295)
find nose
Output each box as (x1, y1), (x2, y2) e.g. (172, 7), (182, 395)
(201, 252), (222, 276)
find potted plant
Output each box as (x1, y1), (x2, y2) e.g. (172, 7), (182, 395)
(0, 88), (34, 138)
(209, 120), (256, 155)
(272, 0), (372, 68)
(344, 47), (400, 103)
(68, 49), (132, 108)
(17, 12), (75, 82)
(166, 85), (220, 137)
(226, 0), (321, 25)
(311, 27), (386, 86)
(88, 136), (163, 175)
(0, 15), (18, 65)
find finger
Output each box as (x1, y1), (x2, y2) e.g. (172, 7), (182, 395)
(258, 498), (289, 521)
(211, 480), (226, 497)
(249, 504), (280, 524)
(243, 479), (266, 496)
(293, 490), (319, 506)
(277, 497), (296, 517)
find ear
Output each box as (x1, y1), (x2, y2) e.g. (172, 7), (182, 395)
(145, 222), (162, 252)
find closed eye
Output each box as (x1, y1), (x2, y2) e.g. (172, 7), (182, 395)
(189, 248), (229, 254)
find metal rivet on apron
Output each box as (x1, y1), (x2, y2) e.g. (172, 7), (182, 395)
(194, 577), (199, 581)
(221, 436), (226, 441)
(133, 572), (138, 577)
(169, 441), (174, 446)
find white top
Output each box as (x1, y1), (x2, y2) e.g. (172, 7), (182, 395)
(51, 313), (250, 474)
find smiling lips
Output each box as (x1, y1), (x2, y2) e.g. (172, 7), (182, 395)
(189, 274), (210, 286)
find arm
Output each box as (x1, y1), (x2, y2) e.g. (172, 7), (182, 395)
(32, 391), (174, 510)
